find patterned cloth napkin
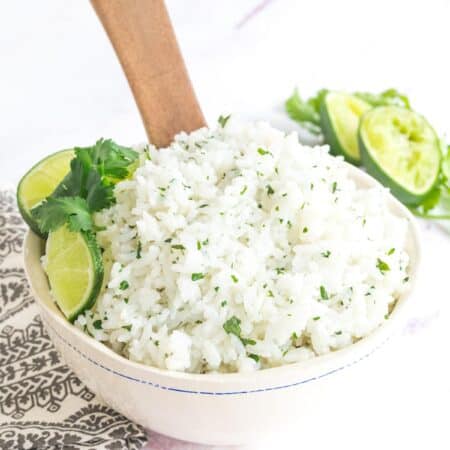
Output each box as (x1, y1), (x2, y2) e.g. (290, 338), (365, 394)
(0, 190), (148, 450)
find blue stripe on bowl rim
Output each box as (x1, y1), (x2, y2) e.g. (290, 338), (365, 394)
(45, 317), (388, 396)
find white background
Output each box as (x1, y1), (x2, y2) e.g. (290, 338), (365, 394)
(1, 1), (449, 449)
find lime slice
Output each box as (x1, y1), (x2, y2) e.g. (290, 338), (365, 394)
(359, 106), (441, 205)
(320, 92), (371, 165)
(45, 225), (104, 322)
(17, 150), (74, 236)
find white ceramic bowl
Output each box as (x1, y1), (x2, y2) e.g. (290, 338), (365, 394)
(24, 165), (420, 446)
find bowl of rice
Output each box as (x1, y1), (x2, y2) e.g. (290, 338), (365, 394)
(24, 119), (420, 445)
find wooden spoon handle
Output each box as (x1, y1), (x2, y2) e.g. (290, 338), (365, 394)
(91, 0), (206, 148)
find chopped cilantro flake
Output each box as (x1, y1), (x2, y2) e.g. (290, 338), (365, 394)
(320, 285), (329, 300)
(218, 114), (231, 128)
(191, 272), (205, 281)
(376, 258), (390, 273)
(136, 240), (142, 259)
(223, 316), (241, 336)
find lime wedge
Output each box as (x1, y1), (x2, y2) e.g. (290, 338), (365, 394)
(320, 92), (371, 165)
(45, 225), (104, 322)
(17, 150), (74, 236)
(359, 106), (441, 205)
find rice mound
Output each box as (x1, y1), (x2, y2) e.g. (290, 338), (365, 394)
(76, 119), (411, 373)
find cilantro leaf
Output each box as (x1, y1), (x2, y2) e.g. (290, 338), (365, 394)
(32, 197), (93, 233)
(223, 316), (241, 337)
(75, 138), (139, 180)
(223, 316), (256, 346)
(85, 169), (115, 212)
(52, 158), (87, 198)
(218, 114), (231, 128)
(285, 89), (327, 135)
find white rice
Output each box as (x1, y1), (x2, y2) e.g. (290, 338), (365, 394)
(75, 119), (411, 373)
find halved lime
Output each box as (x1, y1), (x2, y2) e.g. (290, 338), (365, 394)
(17, 150), (74, 236)
(359, 106), (441, 205)
(320, 92), (371, 165)
(45, 225), (104, 322)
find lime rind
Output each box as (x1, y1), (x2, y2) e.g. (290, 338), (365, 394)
(359, 106), (441, 205)
(17, 149), (74, 236)
(45, 226), (103, 322)
(320, 92), (371, 165)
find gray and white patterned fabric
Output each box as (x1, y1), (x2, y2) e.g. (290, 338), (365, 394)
(0, 190), (148, 450)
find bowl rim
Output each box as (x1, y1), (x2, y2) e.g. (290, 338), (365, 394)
(23, 163), (421, 385)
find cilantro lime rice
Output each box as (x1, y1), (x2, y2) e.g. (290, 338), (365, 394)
(75, 119), (411, 373)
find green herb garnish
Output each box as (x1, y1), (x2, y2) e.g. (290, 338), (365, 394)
(223, 316), (241, 336)
(285, 89), (327, 135)
(223, 316), (255, 346)
(320, 285), (329, 300)
(191, 273), (205, 281)
(218, 114), (231, 128)
(376, 258), (390, 274)
(136, 240), (142, 259)
(119, 280), (129, 290)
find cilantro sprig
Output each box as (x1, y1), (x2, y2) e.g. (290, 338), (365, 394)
(32, 139), (138, 233)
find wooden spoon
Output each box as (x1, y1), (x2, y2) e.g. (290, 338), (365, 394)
(91, 0), (206, 148)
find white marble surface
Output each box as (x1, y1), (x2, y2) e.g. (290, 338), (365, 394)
(1, 1), (449, 448)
